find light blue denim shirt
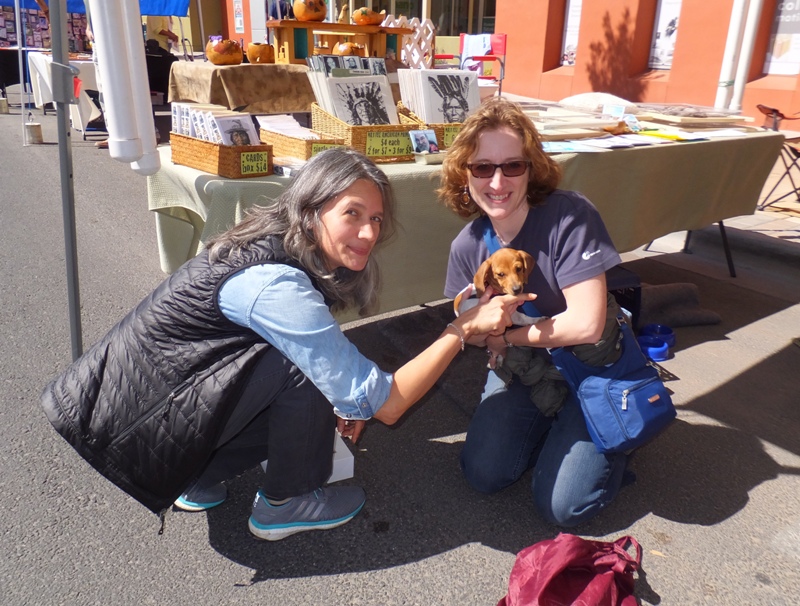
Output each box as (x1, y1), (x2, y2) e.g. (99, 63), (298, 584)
(218, 263), (393, 420)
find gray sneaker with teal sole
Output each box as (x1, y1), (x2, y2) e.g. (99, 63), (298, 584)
(174, 482), (228, 512)
(248, 486), (366, 541)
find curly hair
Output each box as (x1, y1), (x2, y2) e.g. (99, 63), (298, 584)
(207, 147), (396, 315)
(437, 98), (562, 218)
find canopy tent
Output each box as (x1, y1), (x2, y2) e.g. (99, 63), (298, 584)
(0, 0), (190, 16)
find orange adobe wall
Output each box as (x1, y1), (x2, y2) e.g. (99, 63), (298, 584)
(496, 0), (800, 121)
(221, 0), (254, 46)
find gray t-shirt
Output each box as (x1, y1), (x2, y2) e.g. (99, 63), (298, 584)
(444, 189), (621, 317)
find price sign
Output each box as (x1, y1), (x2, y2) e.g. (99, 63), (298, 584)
(365, 132), (413, 157)
(240, 151), (270, 175)
(443, 125), (461, 148)
(310, 143), (345, 156)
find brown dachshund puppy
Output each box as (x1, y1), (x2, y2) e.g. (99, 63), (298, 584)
(474, 247), (535, 298)
(454, 248), (542, 325)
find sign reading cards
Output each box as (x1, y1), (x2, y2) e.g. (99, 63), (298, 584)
(310, 143), (345, 156)
(365, 132), (413, 157)
(240, 151), (270, 175)
(443, 125), (461, 148)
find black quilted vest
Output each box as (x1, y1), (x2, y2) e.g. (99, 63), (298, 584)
(41, 236), (321, 514)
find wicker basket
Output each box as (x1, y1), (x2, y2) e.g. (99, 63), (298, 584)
(310, 103), (417, 163)
(170, 133), (273, 179)
(396, 102), (462, 150)
(259, 128), (345, 161)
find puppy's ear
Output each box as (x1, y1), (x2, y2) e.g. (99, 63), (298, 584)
(519, 250), (535, 280)
(473, 259), (493, 296)
(453, 292), (463, 315)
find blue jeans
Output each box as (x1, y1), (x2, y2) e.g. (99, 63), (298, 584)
(461, 370), (628, 527)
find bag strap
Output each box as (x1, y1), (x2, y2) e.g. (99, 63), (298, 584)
(481, 221), (543, 318)
(610, 536), (642, 573)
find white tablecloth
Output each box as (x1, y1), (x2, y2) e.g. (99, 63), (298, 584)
(27, 51), (101, 133)
(147, 130), (784, 320)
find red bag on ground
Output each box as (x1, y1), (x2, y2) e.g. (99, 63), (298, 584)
(497, 533), (642, 606)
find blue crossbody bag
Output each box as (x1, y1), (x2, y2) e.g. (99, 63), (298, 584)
(549, 317), (676, 454)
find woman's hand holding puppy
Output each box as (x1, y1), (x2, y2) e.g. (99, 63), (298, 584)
(373, 289), (535, 425)
(453, 288), (536, 341)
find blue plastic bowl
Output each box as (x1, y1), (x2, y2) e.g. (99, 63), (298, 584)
(640, 323), (676, 348)
(637, 335), (669, 361)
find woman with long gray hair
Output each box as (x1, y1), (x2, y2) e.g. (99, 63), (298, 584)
(41, 148), (531, 542)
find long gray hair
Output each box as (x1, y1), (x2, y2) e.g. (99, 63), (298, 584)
(207, 147), (396, 315)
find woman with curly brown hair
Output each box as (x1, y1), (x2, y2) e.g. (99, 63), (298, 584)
(438, 98), (631, 527)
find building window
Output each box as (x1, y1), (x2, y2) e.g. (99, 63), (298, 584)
(562, 0), (581, 66)
(764, 3), (800, 75)
(648, 0), (681, 70)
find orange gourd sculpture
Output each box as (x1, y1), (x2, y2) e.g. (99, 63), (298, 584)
(246, 42), (275, 64)
(352, 7), (385, 25)
(293, 0), (327, 21)
(206, 37), (243, 65)
(332, 42), (361, 56)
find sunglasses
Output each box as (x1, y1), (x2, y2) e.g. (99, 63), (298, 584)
(466, 161), (531, 179)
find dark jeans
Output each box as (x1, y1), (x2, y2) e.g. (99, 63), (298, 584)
(196, 347), (336, 500)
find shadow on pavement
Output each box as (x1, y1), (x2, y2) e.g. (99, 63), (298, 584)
(194, 270), (796, 583)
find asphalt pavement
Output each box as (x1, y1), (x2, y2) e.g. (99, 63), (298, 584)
(2, 93), (800, 605)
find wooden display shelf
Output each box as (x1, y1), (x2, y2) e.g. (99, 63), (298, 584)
(266, 19), (413, 64)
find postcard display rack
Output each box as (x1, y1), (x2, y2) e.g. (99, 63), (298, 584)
(171, 133), (273, 179)
(266, 20), (413, 65)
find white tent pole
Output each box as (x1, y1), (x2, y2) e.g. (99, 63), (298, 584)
(14, 0), (28, 145)
(729, 0), (765, 111)
(49, 0), (84, 359)
(122, 0), (160, 175)
(195, 0), (207, 60)
(715, 0), (748, 109)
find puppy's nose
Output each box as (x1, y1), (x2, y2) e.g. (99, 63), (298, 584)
(512, 285), (523, 295)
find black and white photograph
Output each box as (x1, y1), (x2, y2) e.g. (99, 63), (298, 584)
(369, 57), (387, 76)
(320, 54), (342, 75)
(328, 76), (398, 126)
(409, 129), (440, 153)
(341, 55), (361, 70)
(423, 70), (479, 124)
(397, 68), (479, 124)
(216, 115), (260, 146)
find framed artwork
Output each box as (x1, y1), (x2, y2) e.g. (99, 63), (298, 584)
(341, 55), (361, 70)
(368, 57), (387, 76)
(320, 54), (342, 76)
(328, 76), (398, 125)
(421, 70), (479, 124)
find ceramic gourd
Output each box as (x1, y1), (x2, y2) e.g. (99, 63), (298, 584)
(332, 42), (360, 56)
(293, 0), (327, 21)
(206, 36), (243, 65)
(352, 7), (385, 25)
(246, 42), (275, 64)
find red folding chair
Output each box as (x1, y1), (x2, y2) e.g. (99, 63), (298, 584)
(434, 33), (507, 96)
